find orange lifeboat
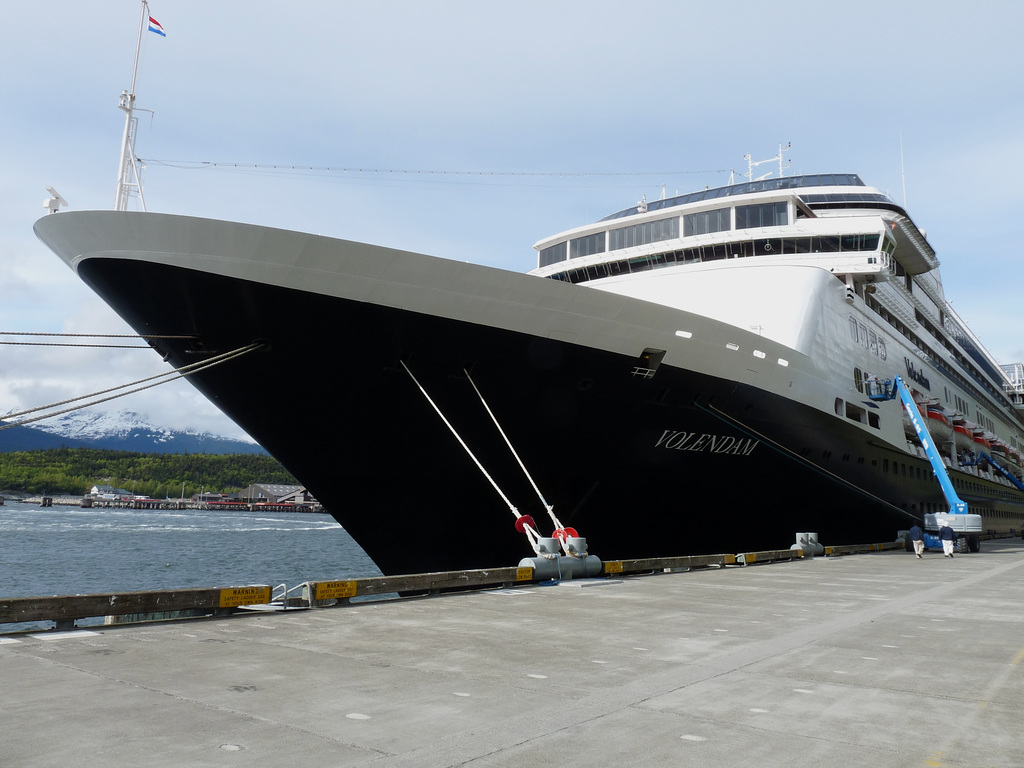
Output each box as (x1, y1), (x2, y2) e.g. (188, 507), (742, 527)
(925, 407), (953, 444)
(952, 422), (975, 452)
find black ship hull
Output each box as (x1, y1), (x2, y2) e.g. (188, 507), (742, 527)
(76, 259), (926, 575)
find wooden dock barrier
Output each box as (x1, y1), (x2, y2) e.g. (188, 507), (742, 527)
(9, 536), (1009, 633)
(601, 553), (732, 575)
(824, 541), (904, 556)
(307, 567), (532, 606)
(0, 585), (272, 630)
(734, 548), (805, 565)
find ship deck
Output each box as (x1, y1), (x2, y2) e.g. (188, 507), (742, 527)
(4, 541), (1024, 767)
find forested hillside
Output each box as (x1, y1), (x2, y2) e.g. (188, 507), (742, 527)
(0, 448), (297, 497)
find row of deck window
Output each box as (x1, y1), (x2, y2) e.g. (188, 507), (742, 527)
(545, 234), (882, 284)
(539, 202), (791, 268)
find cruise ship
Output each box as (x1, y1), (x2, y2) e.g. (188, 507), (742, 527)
(33, 172), (1024, 575)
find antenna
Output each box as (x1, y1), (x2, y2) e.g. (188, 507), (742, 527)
(900, 132), (907, 208)
(114, 1), (150, 212)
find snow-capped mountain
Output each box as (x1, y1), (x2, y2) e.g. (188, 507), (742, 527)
(0, 409), (265, 454)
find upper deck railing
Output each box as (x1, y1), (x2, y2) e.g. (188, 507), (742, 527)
(599, 173), (867, 222)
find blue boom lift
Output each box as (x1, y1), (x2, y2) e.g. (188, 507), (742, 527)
(964, 450), (1024, 494)
(866, 374), (983, 552)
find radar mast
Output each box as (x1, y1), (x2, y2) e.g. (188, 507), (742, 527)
(114, 1), (152, 211)
(743, 142), (792, 183)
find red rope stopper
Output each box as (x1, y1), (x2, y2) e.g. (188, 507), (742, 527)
(552, 527), (579, 541)
(514, 515), (536, 534)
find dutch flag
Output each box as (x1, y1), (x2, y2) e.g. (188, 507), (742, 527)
(148, 16), (166, 37)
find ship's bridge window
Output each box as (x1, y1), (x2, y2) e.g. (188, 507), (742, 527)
(841, 234), (880, 251)
(609, 217), (679, 251)
(683, 207), (730, 236)
(570, 232), (606, 259)
(539, 241), (567, 268)
(736, 201), (787, 229)
(778, 235), (879, 254)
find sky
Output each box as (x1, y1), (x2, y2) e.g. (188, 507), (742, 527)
(2, 0), (1023, 442)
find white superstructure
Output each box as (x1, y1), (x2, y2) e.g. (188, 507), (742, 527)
(531, 173), (1024, 508)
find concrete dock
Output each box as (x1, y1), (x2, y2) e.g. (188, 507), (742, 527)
(3, 540), (1023, 767)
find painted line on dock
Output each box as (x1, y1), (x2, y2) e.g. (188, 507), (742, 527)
(29, 630), (100, 641)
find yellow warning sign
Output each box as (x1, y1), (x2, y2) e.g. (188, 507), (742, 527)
(603, 561), (623, 574)
(313, 581), (358, 600)
(218, 586), (271, 608)
(515, 567), (533, 581)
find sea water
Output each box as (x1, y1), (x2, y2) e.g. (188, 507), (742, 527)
(0, 502), (381, 600)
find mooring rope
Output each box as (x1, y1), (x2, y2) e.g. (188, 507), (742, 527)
(1, 342), (152, 348)
(462, 369), (577, 552)
(0, 331), (198, 349)
(0, 332), (199, 338)
(0, 342), (264, 432)
(400, 361), (542, 555)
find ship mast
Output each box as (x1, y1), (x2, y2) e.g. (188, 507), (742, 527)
(743, 142), (791, 183)
(114, 1), (150, 212)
